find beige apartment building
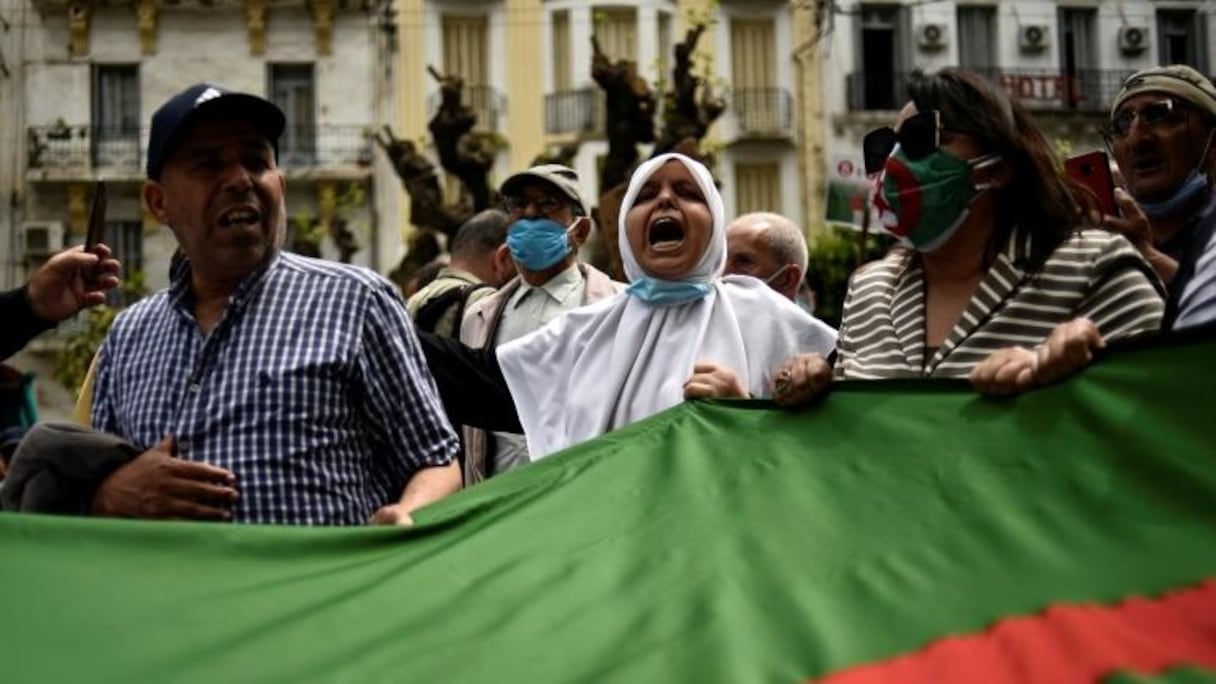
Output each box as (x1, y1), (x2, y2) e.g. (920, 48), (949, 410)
(390, 0), (828, 242)
(820, 0), (1214, 223)
(1, 0), (398, 293)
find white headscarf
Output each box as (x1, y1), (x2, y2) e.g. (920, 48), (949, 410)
(619, 153), (728, 287)
(497, 153), (837, 459)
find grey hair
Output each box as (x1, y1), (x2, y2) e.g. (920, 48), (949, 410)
(735, 212), (808, 273)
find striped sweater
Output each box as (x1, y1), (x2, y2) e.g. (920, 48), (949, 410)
(836, 228), (1165, 379)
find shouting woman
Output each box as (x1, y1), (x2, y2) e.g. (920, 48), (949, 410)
(421, 153), (836, 461)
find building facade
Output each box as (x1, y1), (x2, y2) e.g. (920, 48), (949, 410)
(820, 0), (1215, 220)
(1, 0), (399, 294)
(391, 0), (820, 242)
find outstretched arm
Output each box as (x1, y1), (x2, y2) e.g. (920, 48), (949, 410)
(2, 245), (121, 360)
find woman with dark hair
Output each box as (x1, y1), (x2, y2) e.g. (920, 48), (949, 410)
(773, 68), (1165, 404)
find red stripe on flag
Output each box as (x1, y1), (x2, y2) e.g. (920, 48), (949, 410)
(814, 578), (1216, 684)
(878, 158), (922, 238)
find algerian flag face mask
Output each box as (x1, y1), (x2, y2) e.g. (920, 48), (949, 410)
(873, 145), (1002, 253)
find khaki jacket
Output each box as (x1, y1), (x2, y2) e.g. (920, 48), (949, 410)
(459, 263), (624, 485)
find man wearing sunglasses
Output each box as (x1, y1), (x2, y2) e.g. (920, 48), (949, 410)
(1104, 65), (1216, 329)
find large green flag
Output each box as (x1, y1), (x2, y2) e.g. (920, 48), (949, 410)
(2, 332), (1214, 682)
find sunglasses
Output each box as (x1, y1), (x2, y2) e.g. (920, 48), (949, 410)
(1108, 98), (1186, 138)
(863, 110), (942, 175)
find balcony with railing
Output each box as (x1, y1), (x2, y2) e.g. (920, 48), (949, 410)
(845, 69), (1139, 114)
(544, 88), (605, 135)
(732, 88), (794, 137)
(26, 124), (374, 178)
(426, 85), (507, 131)
(275, 126), (375, 169)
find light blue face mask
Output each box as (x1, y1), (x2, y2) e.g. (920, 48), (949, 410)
(625, 278), (712, 306)
(1140, 171), (1210, 219)
(506, 218), (572, 271)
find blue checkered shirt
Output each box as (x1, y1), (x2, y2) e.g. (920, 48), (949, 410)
(92, 252), (459, 525)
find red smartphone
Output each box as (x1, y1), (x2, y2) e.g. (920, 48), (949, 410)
(85, 180), (107, 251)
(1064, 151), (1118, 217)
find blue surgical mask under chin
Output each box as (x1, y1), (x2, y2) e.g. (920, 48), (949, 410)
(507, 218), (572, 271)
(1140, 171), (1210, 220)
(625, 278), (712, 306)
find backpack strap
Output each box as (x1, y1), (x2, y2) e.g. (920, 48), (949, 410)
(413, 286), (467, 334)
(414, 282), (495, 337)
(449, 283), (494, 340)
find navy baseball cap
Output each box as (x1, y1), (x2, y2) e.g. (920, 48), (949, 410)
(146, 83), (286, 179)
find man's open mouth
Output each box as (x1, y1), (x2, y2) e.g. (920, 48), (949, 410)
(648, 216), (685, 253)
(219, 206), (262, 229)
(1131, 157), (1164, 175)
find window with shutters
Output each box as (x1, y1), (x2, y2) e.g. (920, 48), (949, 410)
(732, 18), (788, 133)
(92, 65), (139, 168)
(442, 13), (498, 131)
(443, 14), (489, 86)
(593, 7), (637, 62)
(552, 10), (571, 91)
(1058, 8), (1096, 109)
(851, 5), (909, 110)
(269, 64), (317, 167)
(956, 6), (995, 73)
(103, 221), (143, 306)
(546, 9), (599, 134)
(657, 11), (672, 83)
(1157, 9), (1208, 73)
(735, 163), (782, 216)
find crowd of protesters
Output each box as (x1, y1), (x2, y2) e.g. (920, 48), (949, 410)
(0, 62), (1213, 524)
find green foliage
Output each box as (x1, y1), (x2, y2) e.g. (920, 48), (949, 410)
(1052, 137), (1074, 163)
(805, 227), (893, 328)
(683, 0), (720, 30)
(53, 270), (148, 395)
(289, 181), (367, 258)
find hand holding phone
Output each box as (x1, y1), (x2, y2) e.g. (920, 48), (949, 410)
(1064, 151), (1118, 218)
(85, 180), (107, 252)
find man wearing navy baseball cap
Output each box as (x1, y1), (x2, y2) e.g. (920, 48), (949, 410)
(84, 83), (463, 526)
(145, 83), (286, 180)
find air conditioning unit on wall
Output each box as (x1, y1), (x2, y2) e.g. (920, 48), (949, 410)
(1118, 25), (1150, 55)
(1019, 24), (1050, 53)
(19, 221), (65, 258)
(917, 23), (947, 51)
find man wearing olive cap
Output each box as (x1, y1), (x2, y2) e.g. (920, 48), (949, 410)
(1103, 65), (1216, 329)
(456, 164), (624, 484)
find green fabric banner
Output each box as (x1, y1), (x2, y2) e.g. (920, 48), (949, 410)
(2, 332), (1214, 682)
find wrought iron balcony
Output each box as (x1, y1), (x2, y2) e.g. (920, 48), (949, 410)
(845, 69), (1139, 114)
(426, 85), (507, 131)
(276, 126), (375, 168)
(544, 87), (605, 135)
(27, 124), (374, 174)
(732, 87), (794, 137)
